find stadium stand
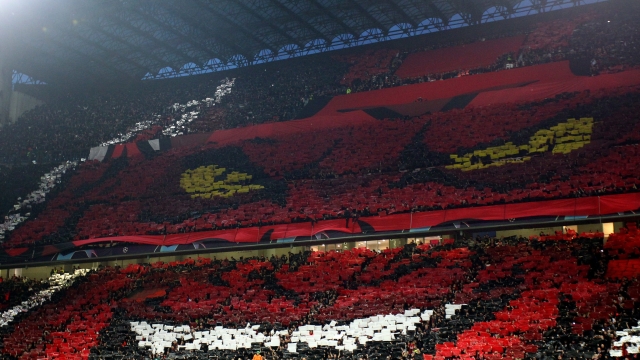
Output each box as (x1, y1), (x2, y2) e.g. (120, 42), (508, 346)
(0, 1), (640, 252)
(334, 48), (401, 89)
(0, 164), (52, 215)
(394, 36), (525, 79)
(219, 58), (349, 128)
(0, 228), (637, 359)
(1, 2), (639, 169)
(4, 81), (640, 250)
(0, 276), (47, 312)
(1, 1), (640, 359)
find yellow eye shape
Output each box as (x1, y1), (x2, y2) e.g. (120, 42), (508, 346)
(446, 117), (594, 171)
(180, 165), (264, 199)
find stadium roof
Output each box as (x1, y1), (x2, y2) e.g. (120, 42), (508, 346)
(1, 0), (601, 84)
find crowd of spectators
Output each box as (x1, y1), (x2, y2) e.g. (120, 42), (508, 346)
(1, 3), (640, 249)
(0, 75), (234, 166)
(342, 3), (640, 91)
(0, 2), (640, 358)
(518, 5), (640, 75)
(218, 58), (348, 128)
(0, 269), (89, 329)
(0, 276), (46, 311)
(128, 236), (636, 359)
(569, 9), (640, 75)
(0, 231), (633, 359)
(0, 164), (51, 215)
(0, 2), (637, 167)
(3, 85), (640, 249)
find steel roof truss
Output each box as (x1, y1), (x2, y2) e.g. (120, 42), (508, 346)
(156, 1), (248, 61)
(191, 0), (277, 54)
(232, 0), (304, 47)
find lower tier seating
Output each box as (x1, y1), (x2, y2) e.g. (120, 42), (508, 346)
(1, 228), (638, 359)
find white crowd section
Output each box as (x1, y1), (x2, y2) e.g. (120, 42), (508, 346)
(98, 77), (235, 144)
(0, 79), (235, 245)
(131, 306), (468, 355)
(162, 78), (234, 138)
(0, 269), (90, 327)
(610, 320), (640, 356)
(0, 161), (79, 241)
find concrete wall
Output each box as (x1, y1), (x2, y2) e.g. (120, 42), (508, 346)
(12, 246), (302, 280)
(0, 51), (44, 126)
(578, 223), (603, 235)
(5, 222), (628, 279)
(18, 266), (51, 280)
(496, 226), (564, 239)
(8, 90), (43, 124)
(0, 57), (11, 127)
(497, 224), (610, 239)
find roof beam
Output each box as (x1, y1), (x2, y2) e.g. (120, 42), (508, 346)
(265, 0), (331, 42)
(232, 0), (304, 47)
(8, 4), (144, 81)
(158, 2), (250, 60)
(67, 31), (151, 77)
(129, 5), (220, 63)
(192, 0), (277, 53)
(82, 19), (170, 72)
(452, 0), (481, 24)
(307, 0), (358, 37)
(13, 64), (64, 86)
(103, 12), (200, 67)
(425, 0), (449, 25)
(44, 35), (127, 79)
(17, 42), (102, 84)
(346, 0), (387, 32)
(495, 0), (516, 16)
(382, 0), (418, 27)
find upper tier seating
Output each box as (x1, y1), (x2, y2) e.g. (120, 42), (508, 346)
(2, 2), (640, 168)
(4, 87), (640, 249)
(0, 78), (226, 165)
(334, 49), (400, 87)
(0, 231), (638, 359)
(395, 36), (525, 79)
(521, 14), (595, 52)
(2, 3), (640, 251)
(218, 58), (349, 128)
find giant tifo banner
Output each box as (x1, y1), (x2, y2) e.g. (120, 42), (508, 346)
(88, 62), (640, 161)
(3, 61), (640, 263)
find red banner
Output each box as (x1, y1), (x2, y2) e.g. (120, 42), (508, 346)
(396, 36), (526, 78)
(66, 193), (640, 248)
(360, 213), (411, 232)
(318, 62), (574, 116)
(469, 68), (640, 107)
